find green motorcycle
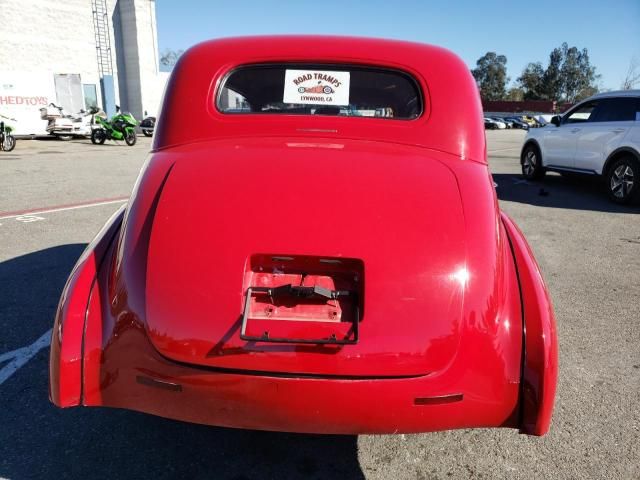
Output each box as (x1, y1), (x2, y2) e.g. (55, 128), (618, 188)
(91, 109), (138, 146)
(1, 114), (17, 152)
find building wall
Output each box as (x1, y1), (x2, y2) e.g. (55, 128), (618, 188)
(1, 0), (103, 75)
(135, 0), (169, 118)
(114, 0), (167, 119)
(115, 0), (143, 117)
(0, 0), (111, 133)
(0, 0), (167, 135)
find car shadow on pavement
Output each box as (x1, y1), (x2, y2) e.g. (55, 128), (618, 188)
(492, 173), (639, 214)
(0, 245), (365, 480)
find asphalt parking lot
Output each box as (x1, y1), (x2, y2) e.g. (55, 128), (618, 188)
(0, 130), (638, 479)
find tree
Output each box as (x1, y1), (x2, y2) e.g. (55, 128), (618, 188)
(559, 43), (599, 102)
(160, 48), (184, 68)
(541, 47), (563, 101)
(517, 62), (545, 100)
(576, 85), (598, 100)
(471, 52), (509, 101)
(621, 57), (640, 90)
(505, 87), (524, 101)
(516, 43), (599, 102)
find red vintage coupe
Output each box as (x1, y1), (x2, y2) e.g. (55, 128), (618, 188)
(49, 36), (558, 436)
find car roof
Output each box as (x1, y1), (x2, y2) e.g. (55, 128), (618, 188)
(586, 89), (640, 100)
(153, 35), (486, 163)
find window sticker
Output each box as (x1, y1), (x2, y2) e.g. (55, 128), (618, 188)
(283, 69), (350, 106)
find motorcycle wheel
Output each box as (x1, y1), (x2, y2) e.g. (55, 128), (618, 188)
(91, 129), (107, 145)
(2, 134), (16, 152)
(124, 130), (137, 146)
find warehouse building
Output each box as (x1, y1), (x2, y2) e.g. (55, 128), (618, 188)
(0, 0), (169, 135)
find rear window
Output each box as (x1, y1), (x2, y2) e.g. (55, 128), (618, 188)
(217, 64), (423, 120)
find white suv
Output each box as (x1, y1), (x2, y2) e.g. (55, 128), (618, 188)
(520, 90), (640, 204)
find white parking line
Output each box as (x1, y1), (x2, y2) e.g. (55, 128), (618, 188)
(0, 329), (52, 385)
(0, 198), (128, 222)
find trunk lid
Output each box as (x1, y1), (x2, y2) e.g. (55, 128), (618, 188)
(145, 137), (466, 377)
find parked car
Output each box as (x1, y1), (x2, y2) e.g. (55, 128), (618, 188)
(536, 114), (554, 125)
(515, 115), (538, 128)
(484, 117), (505, 129)
(484, 117), (498, 129)
(485, 117), (505, 128)
(140, 115), (156, 137)
(50, 36), (558, 436)
(532, 116), (548, 128)
(504, 116), (529, 130)
(521, 90), (640, 204)
(498, 117), (514, 129)
(490, 117), (507, 129)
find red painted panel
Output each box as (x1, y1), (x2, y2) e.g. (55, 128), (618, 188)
(144, 139), (466, 376)
(501, 212), (559, 436)
(49, 206), (125, 407)
(49, 252), (96, 407)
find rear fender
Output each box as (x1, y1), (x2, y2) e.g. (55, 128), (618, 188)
(49, 205), (125, 407)
(501, 212), (558, 436)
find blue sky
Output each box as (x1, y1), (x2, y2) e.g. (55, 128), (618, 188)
(157, 0), (640, 90)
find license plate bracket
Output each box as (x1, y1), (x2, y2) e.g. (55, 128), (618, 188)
(240, 285), (359, 344)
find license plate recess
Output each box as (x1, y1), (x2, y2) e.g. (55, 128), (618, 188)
(240, 254), (363, 345)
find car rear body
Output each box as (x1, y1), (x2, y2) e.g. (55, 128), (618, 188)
(50, 36), (558, 435)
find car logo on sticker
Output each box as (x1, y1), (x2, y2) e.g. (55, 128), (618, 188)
(297, 82), (335, 95)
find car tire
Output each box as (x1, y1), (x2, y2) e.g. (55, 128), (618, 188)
(2, 134), (16, 152)
(605, 156), (640, 205)
(125, 130), (137, 146)
(521, 144), (545, 180)
(91, 129), (107, 145)
(56, 134), (73, 141)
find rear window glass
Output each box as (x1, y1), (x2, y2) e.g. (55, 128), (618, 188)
(217, 64), (423, 120)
